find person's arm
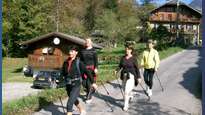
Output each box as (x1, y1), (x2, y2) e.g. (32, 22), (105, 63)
(93, 49), (98, 73)
(93, 49), (98, 69)
(79, 50), (84, 62)
(133, 58), (141, 78)
(154, 50), (160, 71)
(140, 51), (145, 68)
(115, 56), (123, 72)
(60, 61), (67, 83)
(61, 61), (66, 76)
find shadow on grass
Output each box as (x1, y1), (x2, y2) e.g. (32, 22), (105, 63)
(12, 67), (23, 73)
(35, 97), (66, 115)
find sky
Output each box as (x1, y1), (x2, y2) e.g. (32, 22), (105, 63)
(136, 0), (193, 6)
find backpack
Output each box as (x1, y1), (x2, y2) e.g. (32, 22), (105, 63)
(76, 58), (82, 82)
(63, 58), (82, 85)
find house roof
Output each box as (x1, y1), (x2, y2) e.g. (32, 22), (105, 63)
(19, 32), (103, 49)
(150, 0), (202, 16)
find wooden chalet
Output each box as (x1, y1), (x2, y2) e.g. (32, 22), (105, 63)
(149, 0), (202, 44)
(20, 32), (102, 70)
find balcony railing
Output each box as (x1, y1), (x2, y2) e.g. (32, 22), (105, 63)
(150, 13), (200, 23)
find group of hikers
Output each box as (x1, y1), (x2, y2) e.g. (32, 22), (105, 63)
(61, 37), (160, 115)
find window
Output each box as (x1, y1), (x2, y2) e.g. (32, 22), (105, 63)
(168, 14), (172, 21)
(166, 7), (173, 12)
(42, 47), (54, 55)
(160, 14), (164, 20)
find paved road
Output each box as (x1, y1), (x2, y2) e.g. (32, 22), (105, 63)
(2, 82), (41, 102)
(34, 49), (202, 115)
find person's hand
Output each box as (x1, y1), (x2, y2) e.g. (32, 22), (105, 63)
(92, 83), (98, 89)
(114, 70), (117, 75)
(138, 64), (143, 68)
(137, 78), (142, 83)
(154, 68), (158, 72)
(94, 68), (98, 74)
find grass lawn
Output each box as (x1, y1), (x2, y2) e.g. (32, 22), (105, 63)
(2, 58), (33, 83)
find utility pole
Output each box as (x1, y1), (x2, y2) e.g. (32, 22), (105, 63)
(176, 0), (180, 39)
(56, 0), (59, 32)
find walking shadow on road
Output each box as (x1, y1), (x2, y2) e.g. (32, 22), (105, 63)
(180, 48), (202, 100)
(129, 99), (190, 115)
(35, 97), (65, 115)
(93, 91), (123, 108)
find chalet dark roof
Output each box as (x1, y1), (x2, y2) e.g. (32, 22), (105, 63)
(19, 32), (103, 49)
(189, 0), (202, 13)
(150, 0), (202, 16)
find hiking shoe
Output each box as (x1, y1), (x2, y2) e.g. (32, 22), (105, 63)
(129, 95), (134, 102)
(80, 110), (86, 115)
(123, 106), (128, 111)
(148, 89), (152, 96)
(85, 99), (92, 104)
(146, 86), (149, 94)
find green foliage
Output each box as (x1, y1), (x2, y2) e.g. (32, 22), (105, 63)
(95, 1), (141, 47)
(3, 88), (67, 115)
(3, 0), (155, 56)
(104, 0), (118, 11)
(149, 25), (172, 50)
(95, 9), (120, 44)
(3, 0), (55, 57)
(140, 0), (155, 5)
(137, 4), (156, 42)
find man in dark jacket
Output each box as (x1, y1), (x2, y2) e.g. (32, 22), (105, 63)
(80, 37), (98, 103)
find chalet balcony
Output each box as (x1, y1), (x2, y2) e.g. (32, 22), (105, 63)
(28, 54), (66, 69)
(149, 13), (200, 23)
(169, 28), (197, 34)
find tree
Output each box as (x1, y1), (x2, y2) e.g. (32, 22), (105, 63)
(136, 2), (156, 42)
(94, 1), (141, 47)
(3, 0), (54, 57)
(95, 10), (120, 46)
(149, 25), (171, 50)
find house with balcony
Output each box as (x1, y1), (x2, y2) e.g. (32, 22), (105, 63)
(149, 0), (202, 45)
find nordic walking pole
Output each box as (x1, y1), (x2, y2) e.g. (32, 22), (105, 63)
(139, 82), (150, 100)
(138, 68), (150, 100)
(99, 80), (110, 95)
(58, 96), (66, 114)
(155, 72), (164, 92)
(115, 69), (124, 98)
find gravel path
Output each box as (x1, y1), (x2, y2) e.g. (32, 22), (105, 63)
(2, 82), (41, 103)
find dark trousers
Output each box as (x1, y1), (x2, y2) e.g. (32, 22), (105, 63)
(143, 69), (155, 89)
(82, 78), (95, 100)
(66, 84), (80, 112)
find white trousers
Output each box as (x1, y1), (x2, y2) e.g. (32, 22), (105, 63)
(122, 73), (135, 109)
